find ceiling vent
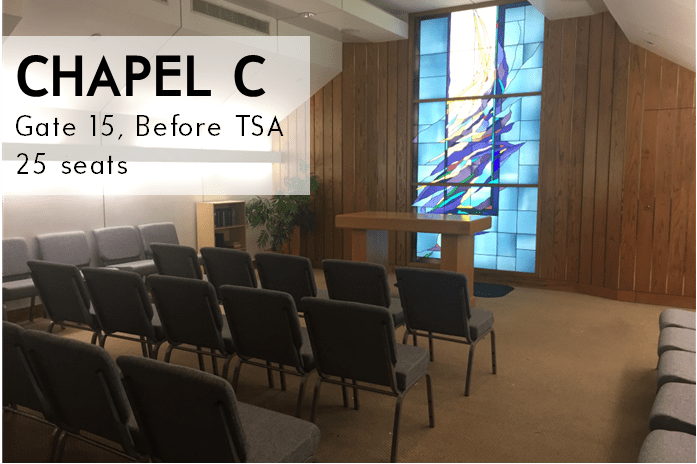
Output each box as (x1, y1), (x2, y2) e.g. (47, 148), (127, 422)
(192, 0), (270, 34)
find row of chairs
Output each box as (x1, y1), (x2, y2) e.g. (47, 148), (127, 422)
(2, 222), (183, 320)
(3, 321), (321, 462)
(637, 308), (695, 462)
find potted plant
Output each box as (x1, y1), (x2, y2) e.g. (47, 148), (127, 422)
(246, 174), (320, 253)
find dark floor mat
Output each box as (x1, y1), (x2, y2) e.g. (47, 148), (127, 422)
(474, 282), (514, 298)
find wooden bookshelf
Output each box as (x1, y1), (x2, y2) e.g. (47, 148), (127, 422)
(196, 201), (246, 251)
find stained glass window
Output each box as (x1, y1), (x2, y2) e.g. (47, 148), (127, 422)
(412, 1), (543, 273)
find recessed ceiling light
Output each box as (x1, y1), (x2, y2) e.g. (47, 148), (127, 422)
(299, 12), (316, 18)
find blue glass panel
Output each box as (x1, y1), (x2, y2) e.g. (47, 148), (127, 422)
(498, 210), (517, 233)
(418, 143), (445, 165)
(520, 120), (541, 140)
(520, 95), (541, 121)
(420, 17), (449, 55)
(474, 230), (497, 254)
(503, 21), (522, 47)
(497, 256), (516, 271)
(519, 165), (538, 184)
(497, 233), (516, 257)
(503, 45), (523, 70)
(499, 187), (517, 211)
(419, 121), (445, 143)
(518, 187), (538, 211)
(504, 68), (543, 94)
(516, 249), (536, 272)
(419, 53), (448, 78)
(524, 6), (545, 44)
(516, 233), (536, 250)
(489, 215), (499, 232)
(474, 253), (497, 270)
(419, 76), (447, 99)
(500, 125), (520, 142)
(418, 101), (447, 125)
(517, 210), (537, 234)
(519, 141), (539, 165)
(504, 5), (525, 22)
(500, 152), (519, 183)
(417, 166), (442, 183)
(416, 232), (441, 259)
(521, 43), (543, 69)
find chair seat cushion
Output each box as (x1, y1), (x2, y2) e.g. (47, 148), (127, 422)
(394, 343), (430, 392)
(638, 430), (696, 462)
(469, 309), (494, 340)
(650, 382), (696, 435)
(298, 327), (316, 372)
(658, 327), (696, 356)
(660, 308), (696, 331)
(237, 402), (321, 462)
(657, 351), (696, 388)
(2, 278), (39, 301)
(107, 259), (158, 276)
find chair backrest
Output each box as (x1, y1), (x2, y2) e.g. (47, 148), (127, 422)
(322, 259), (392, 308)
(301, 297), (397, 389)
(116, 355), (247, 462)
(92, 226), (143, 266)
(35, 231), (91, 268)
(395, 267), (471, 340)
(26, 260), (98, 329)
(219, 286), (305, 371)
(137, 223), (179, 259)
(201, 248), (257, 293)
(2, 322), (48, 416)
(147, 275), (228, 353)
(2, 237), (32, 281)
(21, 330), (139, 457)
(82, 267), (157, 339)
(254, 253), (317, 309)
(150, 243), (202, 279)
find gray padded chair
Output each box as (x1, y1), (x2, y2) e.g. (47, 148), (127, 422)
(2, 238), (39, 321)
(657, 350), (696, 388)
(649, 382), (696, 435)
(92, 226), (157, 276)
(201, 247), (257, 296)
(302, 297), (434, 463)
(395, 267), (497, 397)
(660, 308), (696, 331)
(26, 260), (102, 344)
(21, 329), (141, 461)
(255, 253), (317, 312)
(136, 222), (179, 259)
(117, 355), (321, 462)
(147, 275), (234, 376)
(638, 430), (696, 462)
(82, 268), (166, 358)
(658, 327), (696, 356)
(150, 243), (203, 280)
(35, 231), (91, 268)
(322, 259), (405, 328)
(219, 285), (315, 417)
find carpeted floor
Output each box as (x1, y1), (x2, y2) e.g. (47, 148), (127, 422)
(3, 271), (679, 463)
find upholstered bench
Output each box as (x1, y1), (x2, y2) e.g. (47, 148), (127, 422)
(649, 382), (696, 435)
(657, 351), (696, 388)
(659, 308), (696, 331)
(657, 327), (696, 356)
(638, 430), (696, 462)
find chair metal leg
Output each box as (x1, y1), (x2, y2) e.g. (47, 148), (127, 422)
(425, 373), (435, 428)
(402, 330), (409, 345)
(413, 333), (418, 346)
(52, 429), (69, 463)
(279, 364), (287, 391)
(390, 395), (405, 463)
(47, 322), (55, 334)
(341, 378), (349, 407)
(164, 345), (174, 363)
(352, 379), (359, 410)
(490, 330), (497, 374)
(90, 331), (100, 345)
(310, 377), (323, 423)
(295, 374), (310, 418)
(428, 332), (434, 361)
(139, 337), (149, 357)
(211, 350), (219, 376)
(266, 361), (275, 388)
(196, 346), (205, 372)
(222, 355), (234, 381)
(28, 296), (36, 322)
(464, 340), (478, 397)
(98, 333), (107, 348)
(150, 342), (162, 360)
(232, 359), (244, 390)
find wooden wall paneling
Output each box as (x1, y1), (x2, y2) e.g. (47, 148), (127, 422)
(578, 13), (603, 285)
(634, 51), (662, 291)
(538, 18), (563, 279)
(342, 44), (356, 258)
(355, 43), (368, 213)
(677, 68), (696, 109)
(313, 89), (324, 265)
(323, 82), (334, 260)
(682, 109), (696, 296)
(604, 26), (630, 289)
(387, 41), (399, 265)
(332, 75), (343, 259)
(308, 95), (316, 261)
(396, 40), (409, 265)
(650, 60), (679, 293)
(553, 18), (577, 281)
(618, 45), (646, 290)
(590, 12), (615, 288)
(297, 102), (309, 258)
(377, 42), (389, 213)
(366, 44), (379, 211)
(565, 16), (590, 284)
